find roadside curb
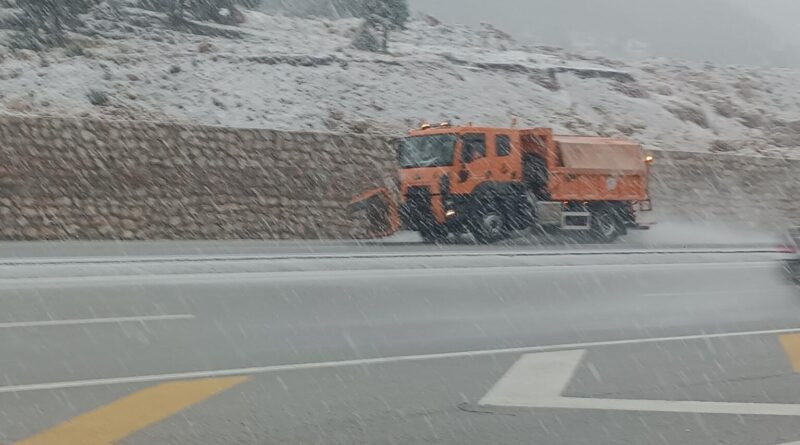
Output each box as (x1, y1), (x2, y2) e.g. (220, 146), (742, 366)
(0, 247), (786, 267)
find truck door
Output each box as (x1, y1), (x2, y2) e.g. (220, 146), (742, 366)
(453, 133), (491, 194)
(494, 133), (517, 182)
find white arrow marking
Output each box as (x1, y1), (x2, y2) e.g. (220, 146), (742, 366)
(480, 350), (800, 416)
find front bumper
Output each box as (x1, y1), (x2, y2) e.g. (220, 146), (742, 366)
(400, 187), (436, 231)
(401, 194), (471, 230)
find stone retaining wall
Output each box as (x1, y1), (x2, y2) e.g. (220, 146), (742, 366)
(1, 114), (798, 240)
(0, 115), (395, 240)
(648, 150), (800, 231)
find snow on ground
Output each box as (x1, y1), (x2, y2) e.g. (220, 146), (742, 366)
(1, 6), (799, 158)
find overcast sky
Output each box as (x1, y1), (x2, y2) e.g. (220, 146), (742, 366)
(409, 0), (800, 67)
(731, 0), (800, 44)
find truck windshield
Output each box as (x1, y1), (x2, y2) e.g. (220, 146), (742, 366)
(397, 135), (457, 168)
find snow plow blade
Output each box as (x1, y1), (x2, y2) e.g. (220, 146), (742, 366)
(348, 188), (401, 239)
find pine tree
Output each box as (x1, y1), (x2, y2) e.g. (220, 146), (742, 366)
(353, 0), (408, 52)
(369, 0), (408, 30)
(168, 0), (186, 22)
(16, 0), (96, 46)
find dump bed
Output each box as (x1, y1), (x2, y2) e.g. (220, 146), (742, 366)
(555, 136), (647, 172)
(548, 135), (649, 201)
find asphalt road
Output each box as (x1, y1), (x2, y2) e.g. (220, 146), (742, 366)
(0, 221), (784, 259)
(1, 240), (800, 444)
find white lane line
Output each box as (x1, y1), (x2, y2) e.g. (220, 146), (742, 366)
(0, 314), (195, 329)
(643, 288), (793, 298)
(0, 261), (777, 289)
(480, 350), (800, 416)
(2, 326), (798, 394)
(480, 349), (586, 407)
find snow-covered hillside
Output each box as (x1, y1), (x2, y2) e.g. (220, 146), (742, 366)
(1, 5), (799, 157)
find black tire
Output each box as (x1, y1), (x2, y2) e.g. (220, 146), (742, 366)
(471, 200), (509, 244)
(420, 225), (448, 244)
(785, 261), (800, 284)
(523, 190), (540, 230)
(590, 209), (620, 243)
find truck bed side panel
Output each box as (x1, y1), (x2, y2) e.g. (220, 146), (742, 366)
(549, 171), (648, 201)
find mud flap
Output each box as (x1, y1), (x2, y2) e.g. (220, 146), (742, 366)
(638, 199), (653, 212)
(348, 188), (401, 239)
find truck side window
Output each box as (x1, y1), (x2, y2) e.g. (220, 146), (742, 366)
(461, 134), (486, 163)
(496, 135), (512, 157)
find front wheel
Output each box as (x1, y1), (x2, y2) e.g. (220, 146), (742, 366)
(785, 260), (800, 284)
(471, 201), (509, 244)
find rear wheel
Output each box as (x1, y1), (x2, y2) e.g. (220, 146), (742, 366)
(589, 208), (620, 243)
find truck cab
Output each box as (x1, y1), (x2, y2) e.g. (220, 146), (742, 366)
(397, 125), (524, 240)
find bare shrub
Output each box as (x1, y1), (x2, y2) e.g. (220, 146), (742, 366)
(611, 80), (649, 98)
(710, 140), (737, 153)
(87, 89), (110, 106)
(667, 104), (709, 129)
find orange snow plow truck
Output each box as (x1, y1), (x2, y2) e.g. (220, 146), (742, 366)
(349, 124), (653, 243)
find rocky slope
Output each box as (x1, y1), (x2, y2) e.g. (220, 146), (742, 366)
(1, 4), (799, 157)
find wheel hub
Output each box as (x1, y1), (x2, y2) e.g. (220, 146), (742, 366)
(597, 214), (616, 238)
(482, 213), (504, 237)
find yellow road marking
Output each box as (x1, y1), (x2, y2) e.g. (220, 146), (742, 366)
(15, 376), (249, 445)
(780, 334), (800, 373)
